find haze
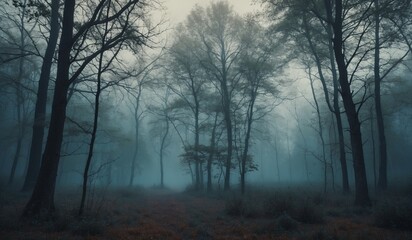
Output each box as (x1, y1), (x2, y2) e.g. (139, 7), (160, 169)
(1, 0), (412, 239)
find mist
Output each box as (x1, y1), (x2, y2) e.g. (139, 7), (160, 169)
(1, 0), (412, 239)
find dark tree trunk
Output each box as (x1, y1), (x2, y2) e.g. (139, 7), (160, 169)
(194, 105), (200, 190)
(22, 0), (60, 192)
(329, 0), (371, 206)
(9, 83), (23, 186)
(79, 3), (110, 214)
(207, 113), (218, 193)
(304, 16), (350, 193)
(308, 69), (328, 193)
(159, 116), (169, 188)
(22, 0), (75, 217)
(274, 134), (280, 182)
(374, 0), (388, 191)
(286, 130), (292, 182)
(8, 132), (23, 185)
(78, 63), (101, 216)
(240, 87), (257, 195)
(334, 102), (350, 193)
(9, 2), (27, 185)
(222, 81), (233, 191)
(327, 24), (350, 194)
(129, 85), (142, 187)
(370, 106), (377, 190)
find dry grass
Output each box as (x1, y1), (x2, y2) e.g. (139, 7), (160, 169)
(0, 185), (411, 239)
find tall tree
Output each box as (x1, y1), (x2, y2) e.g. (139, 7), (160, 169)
(22, 0), (60, 192)
(126, 60), (157, 187)
(373, 0), (411, 191)
(325, 0), (371, 206)
(149, 86), (173, 189)
(261, 0), (351, 193)
(0, 0), (39, 185)
(167, 28), (207, 190)
(184, 2), (244, 190)
(236, 18), (281, 194)
(23, 0), (151, 217)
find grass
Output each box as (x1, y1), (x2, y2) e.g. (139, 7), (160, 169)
(225, 189), (325, 224)
(0, 185), (411, 239)
(374, 197), (412, 230)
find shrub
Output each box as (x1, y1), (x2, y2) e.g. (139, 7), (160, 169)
(374, 198), (412, 230)
(263, 194), (295, 217)
(225, 195), (260, 218)
(276, 213), (298, 231)
(295, 200), (324, 224)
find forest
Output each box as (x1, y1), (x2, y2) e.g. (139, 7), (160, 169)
(0, 0), (412, 239)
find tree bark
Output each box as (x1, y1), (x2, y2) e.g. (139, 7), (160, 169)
(22, 0), (75, 217)
(304, 15), (350, 193)
(79, 0), (110, 214)
(129, 84), (142, 187)
(308, 68), (328, 193)
(159, 115), (170, 188)
(240, 90), (255, 195)
(329, 0), (371, 206)
(22, 0), (60, 192)
(8, 0), (27, 185)
(222, 80), (233, 191)
(374, 0), (388, 191)
(194, 102), (200, 190)
(325, 21), (350, 194)
(207, 112), (219, 193)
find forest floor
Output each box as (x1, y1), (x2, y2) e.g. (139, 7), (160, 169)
(0, 184), (412, 239)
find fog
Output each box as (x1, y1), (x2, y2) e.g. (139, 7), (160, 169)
(1, 0), (412, 238)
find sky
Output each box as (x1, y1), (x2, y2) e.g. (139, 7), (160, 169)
(162, 0), (261, 24)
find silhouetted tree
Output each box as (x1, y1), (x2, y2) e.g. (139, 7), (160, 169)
(182, 2), (244, 190)
(22, 0), (152, 217)
(22, 0), (60, 192)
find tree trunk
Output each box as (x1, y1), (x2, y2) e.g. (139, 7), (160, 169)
(222, 82), (233, 191)
(207, 112), (219, 193)
(370, 106), (377, 190)
(240, 88), (256, 195)
(78, 65), (101, 216)
(9, 86), (23, 185)
(22, 0), (60, 192)
(374, 0), (387, 191)
(22, 0), (75, 217)
(9, 1), (27, 185)
(194, 104), (200, 190)
(326, 23), (350, 194)
(79, 3), (110, 214)
(329, 0), (370, 206)
(8, 132), (23, 185)
(274, 134), (280, 182)
(159, 116), (169, 188)
(129, 85), (142, 187)
(286, 128), (292, 182)
(308, 68), (328, 193)
(305, 15), (350, 193)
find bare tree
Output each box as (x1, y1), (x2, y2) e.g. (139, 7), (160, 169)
(22, 0), (153, 217)
(235, 18), (281, 194)
(183, 2), (244, 190)
(22, 0), (60, 192)
(325, 0), (372, 206)
(166, 27), (207, 190)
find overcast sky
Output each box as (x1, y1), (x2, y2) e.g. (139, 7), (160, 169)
(161, 0), (261, 24)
